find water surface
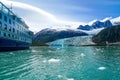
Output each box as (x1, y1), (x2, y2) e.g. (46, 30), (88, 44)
(0, 46), (120, 80)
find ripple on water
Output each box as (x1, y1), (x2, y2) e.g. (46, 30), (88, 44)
(2, 63), (32, 76)
(0, 46), (120, 80)
(0, 62), (30, 74)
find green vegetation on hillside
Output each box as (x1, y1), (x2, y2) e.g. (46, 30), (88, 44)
(31, 42), (48, 46)
(92, 25), (120, 45)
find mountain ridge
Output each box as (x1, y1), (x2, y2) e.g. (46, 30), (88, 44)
(33, 29), (88, 43)
(32, 16), (120, 45)
(92, 25), (120, 45)
(77, 20), (112, 30)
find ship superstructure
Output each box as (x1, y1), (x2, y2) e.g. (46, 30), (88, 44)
(0, 2), (33, 51)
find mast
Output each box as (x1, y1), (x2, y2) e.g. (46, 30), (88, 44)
(10, 3), (13, 11)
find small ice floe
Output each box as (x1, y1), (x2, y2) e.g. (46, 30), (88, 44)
(67, 78), (74, 80)
(57, 48), (61, 50)
(57, 75), (63, 78)
(9, 52), (14, 55)
(48, 58), (60, 63)
(42, 60), (47, 63)
(98, 67), (106, 70)
(32, 50), (37, 52)
(96, 48), (100, 51)
(32, 49), (42, 53)
(48, 50), (53, 52)
(80, 53), (85, 57)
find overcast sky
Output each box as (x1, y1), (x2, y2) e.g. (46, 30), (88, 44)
(1, 0), (120, 32)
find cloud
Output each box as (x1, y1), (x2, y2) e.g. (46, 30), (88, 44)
(1, 0), (57, 31)
(1, 0), (55, 19)
(0, 0), (86, 32)
(65, 5), (93, 12)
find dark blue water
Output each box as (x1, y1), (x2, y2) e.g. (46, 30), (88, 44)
(0, 46), (120, 80)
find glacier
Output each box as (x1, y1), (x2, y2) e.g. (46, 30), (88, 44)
(47, 36), (95, 47)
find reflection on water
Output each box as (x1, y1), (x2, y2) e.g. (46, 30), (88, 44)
(0, 46), (120, 80)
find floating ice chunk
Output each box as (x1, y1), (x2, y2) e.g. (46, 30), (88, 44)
(57, 48), (61, 50)
(67, 78), (74, 80)
(48, 58), (60, 63)
(48, 50), (53, 52)
(98, 67), (106, 70)
(10, 52), (13, 55)
(32, 49), (38, 52)
(80, 53), (85, 57)
(31, 49), (41, 53)
(43, 60), (47, 63)
(9, 52), (15, 55)
(57, 75), (62, 78)
(96, 48), (100, 51)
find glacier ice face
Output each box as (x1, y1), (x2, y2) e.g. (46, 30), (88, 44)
(47, 36), (95, 47)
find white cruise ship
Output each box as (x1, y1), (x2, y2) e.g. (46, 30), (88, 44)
(0, 2), (33, 51)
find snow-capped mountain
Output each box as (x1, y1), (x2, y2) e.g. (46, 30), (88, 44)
(111, 16), (120, 25)
(33, 16), (120, 45)
(77, 20), (112, 30)
(77, 16), (120, 31)
(33, 28), (88, 43)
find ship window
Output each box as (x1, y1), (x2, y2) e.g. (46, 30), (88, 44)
(17, 30), (19, 34)
(8, 34), (10, 37)
(4, 24), (7, 30)
(12, 35), (14, 38)
(4, 16), (7, 22)
(13, 22), (15, 26)
(12, 16), (16, 20)
(4, 33), (6, 37)
(13, 28), (15, 33)
(9, 19), (12, 24)
(9, 27), (11, 31)
(0, 13), (2, 19)
(0, 21), (2, 27)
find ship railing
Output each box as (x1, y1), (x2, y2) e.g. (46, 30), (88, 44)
(16, 18), (29, 29)
(0, 2), (15, 16)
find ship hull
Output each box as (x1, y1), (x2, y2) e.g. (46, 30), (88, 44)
(0, 38), (31, 51)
